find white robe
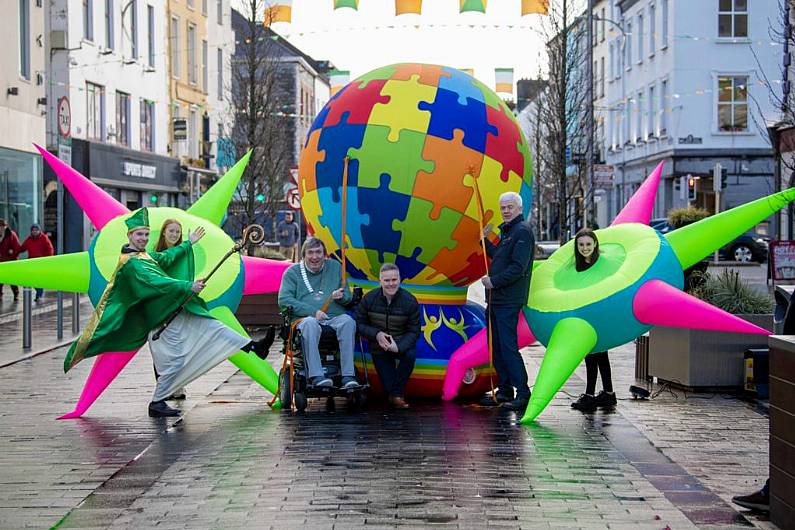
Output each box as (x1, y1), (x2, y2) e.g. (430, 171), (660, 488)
(148, 312), (250, 402)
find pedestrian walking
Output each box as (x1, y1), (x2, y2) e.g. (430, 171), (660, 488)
(276, 211), (300, 262)
(0, 218), (21, 300)
(18, 223), (54, 301)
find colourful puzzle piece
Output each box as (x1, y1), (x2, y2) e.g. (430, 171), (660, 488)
(348, 125), (434, 195)
(413, 129), (482, 220)
(485, 104), (527, 182)
(393, 64), (453, 87)
(354, 64), (399, 89)
(439, 67), (487, 106)
(298, 129), (326, 194)
(419, 88), (494, 153)
(368, 75), (437, 141)
(393, 196), (461, 265)
(462, 156), (522, 223)
(428, 214), (485, 286)
(317, 186), (370, 251)
(323, 79), (391, 128)
(357, 175), (413, 262)
(471, 76), (510, 111)
(315, 114), (367, 202)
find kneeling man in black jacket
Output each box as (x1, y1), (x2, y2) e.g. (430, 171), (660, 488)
(355, 263), (421, 409)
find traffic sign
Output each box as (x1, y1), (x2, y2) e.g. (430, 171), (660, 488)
(593, 164), (614, 187)
(289, 168), (299, 185)
(57, 97), (71, 138)
(286, 187), (301, 210)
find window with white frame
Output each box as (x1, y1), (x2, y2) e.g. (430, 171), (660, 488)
(202, 39), (208, 92)
(19, 0), (30, 79)
(170, 16), (180, 78)
(624, 100), (631, 144)
(140, 98), (154, 152)
(600, 8), (605, 42)
(115, 91), (130, 146)
(636, 92), (644, 141)
(661, 0), (668, 47)
(105, 0), (114, 50)
(719, 0), (747, 38)
(649, 3), (656, 55)
(660, 79), (668, 134)
(187, 22), (197, 84)
(216, 0), (222, 24)
(129, 0), (137, 58)
(717, 75), (749, 132)
(189, 109), (198, 158)
(625, 20), (632, 69)
(187, 0), (194, 9)
(202, 0), (207, 15)
(599, 57), (605, 97)
(648, 85), (656, 137)
(593, 60), (598, 96)
(86, 82), (105, 141)
(637, 12), (644, 63)
(608, 41), (614, 80)
(147, 5), (154, 67)
(217, 47), (223, 95)
(83, 0), (93, 41)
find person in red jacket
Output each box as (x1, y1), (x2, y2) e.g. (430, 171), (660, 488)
(0, 219), (21, 301)
(18, 223), (54, 301)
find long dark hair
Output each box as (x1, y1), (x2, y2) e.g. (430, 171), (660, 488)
(155, 219), (182, 252)
(574, 228), (600, 272)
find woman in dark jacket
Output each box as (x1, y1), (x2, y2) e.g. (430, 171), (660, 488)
(570, 228), (617, 411)
(355, 263), (421, 408)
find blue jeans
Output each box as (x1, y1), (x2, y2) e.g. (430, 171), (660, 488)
(372, 348), (416, 398)
(488, 304), (529, 400)
(297, 314), (356, 380)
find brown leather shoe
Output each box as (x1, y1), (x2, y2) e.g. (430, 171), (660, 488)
(390, 396), (410, 409)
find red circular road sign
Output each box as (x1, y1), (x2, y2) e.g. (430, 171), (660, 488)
(57, 97), (71, 138)
(286, 187), (301, 210)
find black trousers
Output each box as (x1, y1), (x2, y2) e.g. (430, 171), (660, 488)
(584, 351), (613, 395)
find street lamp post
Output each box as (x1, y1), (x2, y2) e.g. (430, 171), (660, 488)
(585, 0), (595, 227)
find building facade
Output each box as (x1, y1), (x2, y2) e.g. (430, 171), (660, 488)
(604, 0), (780, 233)
(48, 0), (178, 251)
(1, 0), (46, 237)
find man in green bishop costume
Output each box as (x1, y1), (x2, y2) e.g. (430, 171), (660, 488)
(65, 208), (270, 417)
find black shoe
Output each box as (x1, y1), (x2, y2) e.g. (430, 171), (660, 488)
(251, 327), (276, 360)
(732, 489), (769, 512)
(502, 398), (529, 412)
(479, 392), (513, 407)
(571, 393), (597, 411)
(148, 400), (181, 417)
(594, 390), (617, 408)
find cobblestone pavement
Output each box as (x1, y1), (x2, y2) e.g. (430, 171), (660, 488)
(0, 282), (775, 529)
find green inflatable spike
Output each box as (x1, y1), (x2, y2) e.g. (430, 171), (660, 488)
(209, 305), (281, 407)
(0, 252), (90, 292)
(666, 187), (795, 270)
(520, 318), (597, 424)
(187, 150), (252, 226)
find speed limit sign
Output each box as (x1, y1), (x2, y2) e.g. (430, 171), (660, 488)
(286, 187), (301, 210)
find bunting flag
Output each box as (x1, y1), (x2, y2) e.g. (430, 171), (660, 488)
(334, 0), (359, 10)
(522, 0), (549, 15)
(329, 69), (350, 95)
(264, 0), (292, 25)
(460, 68), (475, 77)
(395, 0), (422, 16)
(495, 68), (514, 94)
(460, 0), (487, 14)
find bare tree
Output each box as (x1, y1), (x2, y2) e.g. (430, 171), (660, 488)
(226, 0), (293, 237)
(534, 0), (590, 243)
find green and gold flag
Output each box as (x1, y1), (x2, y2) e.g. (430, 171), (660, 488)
(334, 0), (359, 10)
(460, 0), (486, 14)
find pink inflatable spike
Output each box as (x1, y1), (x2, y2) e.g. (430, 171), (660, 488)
(442, 312), (535, 401)
(57, 350), (139, 419)
(611, 161), (665, 226)
(242, 256), (292, 295)
(633, 280), (770, 335)
(34, 144), (129, 230)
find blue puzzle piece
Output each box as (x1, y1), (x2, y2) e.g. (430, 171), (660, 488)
(357, 174), (412, 262)
(317, 186), (369, 250)
(395, 247), (425, 280)
(315, 114), (366, 202)
(419, 88), (495, 153)
(439, 67), (487, 106)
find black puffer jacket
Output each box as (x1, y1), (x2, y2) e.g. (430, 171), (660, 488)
(485, 214), (535, 306)
(355, 287), (421, 354)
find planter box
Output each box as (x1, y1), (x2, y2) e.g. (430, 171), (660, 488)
(648, 314), (773, 390)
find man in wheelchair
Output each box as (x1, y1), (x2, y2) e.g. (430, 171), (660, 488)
(277, 237), (362, 390)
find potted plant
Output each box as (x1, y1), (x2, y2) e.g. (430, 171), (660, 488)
(647, 270), (774, 390)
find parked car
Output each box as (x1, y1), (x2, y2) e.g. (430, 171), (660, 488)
(650, 218), (768, 262)
(534, 240), (561, 260)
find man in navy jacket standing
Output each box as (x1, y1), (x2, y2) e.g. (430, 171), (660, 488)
(480, 191), (535, 411)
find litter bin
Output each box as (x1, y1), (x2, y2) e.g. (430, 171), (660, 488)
(744, 348), (769, 399)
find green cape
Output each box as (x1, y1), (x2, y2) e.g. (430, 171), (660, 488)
(64, 241), (210, 372)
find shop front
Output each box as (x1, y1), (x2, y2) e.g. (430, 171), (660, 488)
(0, 146), (42, 238)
